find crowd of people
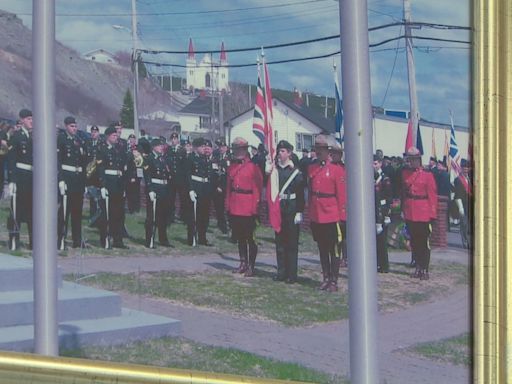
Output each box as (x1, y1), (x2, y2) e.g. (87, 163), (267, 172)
(2, 108), (472, 291)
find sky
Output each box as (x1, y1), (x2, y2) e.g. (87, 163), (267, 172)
(0, 0), (471, 127)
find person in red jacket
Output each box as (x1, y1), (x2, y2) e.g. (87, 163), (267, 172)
(225, 137), (263, 277)
(401, 146), (438, 280)
(308, 135), (346, 292)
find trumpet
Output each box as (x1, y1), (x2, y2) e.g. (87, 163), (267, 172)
(86, 159), (97, 180)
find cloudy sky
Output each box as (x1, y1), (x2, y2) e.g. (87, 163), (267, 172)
(0, 0), (471, 126)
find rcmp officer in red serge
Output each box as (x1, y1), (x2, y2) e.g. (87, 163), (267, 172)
(401, 146), (438, 280)
(185, 137), (212, 246)
(96, 126), (129, 249)
(308, 135), (346, 292)
(57, 116), (88, 249)
(270, 140), (305, 284)
(142, 138), (172, 248)
(374, 154), (393, 273)
(7, 108), (34, 250)
(225, 137), (263, 276)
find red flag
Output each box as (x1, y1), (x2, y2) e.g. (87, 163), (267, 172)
(252, 65), (265, 143)
(404, 119), (413, 152)
(262, 56), (281, 233)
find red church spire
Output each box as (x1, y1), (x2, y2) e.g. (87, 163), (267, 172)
(220, 41), (227, 62)
(188, 38), (195, 60)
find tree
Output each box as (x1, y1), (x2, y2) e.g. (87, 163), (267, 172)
(120, 89), (134, 129)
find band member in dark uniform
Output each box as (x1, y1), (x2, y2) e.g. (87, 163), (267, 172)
(125, 133), (141, 213)
(166, 131), (187, 223)
(401, 146), (438, 280)
(7, 109), (33, 250)
(269, 140), (305, 284)
(207, 138), (229, 234)
(185, 137), (212, 246)
(142, 138), (172, 248)
(85, 125), (103, 223)
(225, 137), (263, 277)
(113, 120), (130, 237)
(57, 116), (88, 249)
(374, 155), (393, 273)
(308, 135), (346, 292)
(96, 126), (129, 249)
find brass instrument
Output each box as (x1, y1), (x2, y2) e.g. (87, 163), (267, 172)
(86, 159), (97, 180)
(133, 149), (144, 168)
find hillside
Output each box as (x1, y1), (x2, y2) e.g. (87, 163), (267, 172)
(0, 10), (173, 127)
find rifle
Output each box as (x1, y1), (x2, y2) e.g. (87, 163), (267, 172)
(192, 199), (198, 247)
(149, 197), (157, 248)
(105, 194), (111, 249)
(59, 193), (68, 250)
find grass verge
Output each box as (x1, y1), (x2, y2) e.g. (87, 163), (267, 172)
(407, 333), (471, 367)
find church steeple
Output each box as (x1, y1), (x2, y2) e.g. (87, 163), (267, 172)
(188, 38), (195, 60)
(220, 41), (227, 63)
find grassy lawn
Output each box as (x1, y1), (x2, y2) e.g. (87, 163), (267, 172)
(407, 333), (471, 367)
(72, 259), (468, 327)
(61, 337), (346, 384)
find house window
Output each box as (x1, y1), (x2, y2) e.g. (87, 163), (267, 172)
(189, 70), (194, 76)
(221, 74), (225, 79)
(296, 133), (314, 151)
(199, 116), (211, 128)
(205, 73), (211, 88)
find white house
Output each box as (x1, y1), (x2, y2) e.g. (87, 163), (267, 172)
(177, 95), (215, 137)
(186, 39), (229, 92)
(83, 49), (118, 65)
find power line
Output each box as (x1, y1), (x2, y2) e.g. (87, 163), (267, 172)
(380, 25), (403, 107)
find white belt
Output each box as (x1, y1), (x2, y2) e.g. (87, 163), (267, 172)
(191, 175), (209, 183)
(151, 178), (168, 185)
(279, 193), (296, 200)
(62, 164), (83, 172)
(105, 169), (123, 176)
(16, 163), (33, 171)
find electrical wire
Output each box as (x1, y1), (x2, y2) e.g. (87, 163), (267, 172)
(380, 25), (403, 107)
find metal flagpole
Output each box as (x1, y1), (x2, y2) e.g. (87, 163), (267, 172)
(32, 0), (58, 356)
(404, 0), (419, 145)
(339, 0), (379, 382)
(131, 0), (140, 139)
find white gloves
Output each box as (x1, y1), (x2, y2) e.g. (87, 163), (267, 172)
(189, 190), (197, 203)
(58, 181), (67, 196)
(101, 187), (109, 200)
(455, 199), (465, 216)
(294, 212), (303, 224)
(149, 191), (157, 202)
(384, 216), (391, 225)
(265, 160), (273, 174)
(8, 182), (16, 196)
(376, 223), (383, 235)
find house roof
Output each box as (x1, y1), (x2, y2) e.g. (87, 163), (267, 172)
(83, 48), (115, 58)
(179, 95), (213, 116)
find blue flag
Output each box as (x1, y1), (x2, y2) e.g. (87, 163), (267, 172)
(334, 69), (344, 143)
(416, 123), (424, 155)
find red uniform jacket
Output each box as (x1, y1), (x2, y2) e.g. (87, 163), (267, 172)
(308, 160), (346, 223)
(401, 167), (438, 222)
(225, 156), (263, 217)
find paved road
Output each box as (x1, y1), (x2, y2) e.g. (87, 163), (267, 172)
(59, 240), (471, 384)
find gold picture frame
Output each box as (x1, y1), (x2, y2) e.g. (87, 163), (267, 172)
(0, 0), (501, 382)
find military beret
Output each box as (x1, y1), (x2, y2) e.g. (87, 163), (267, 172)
(204, 139), (213, 148)
(104, 126), (117, 136)
(128, 133), (136, 139)
(429, 156), (437, 162)
(215, 137), (226, 147)
(192, 137), (205, 147)
(19, 109), (32, 119)
(151, 138), (164, 147)
(64, 116), (76, 125)
(276, 140), (293, 152)
(90, 125), (99, 132)
(231, 137), (249, 149)
(373, 154), (382, 162)
(302, 148), (309, 153)
(170, 132), (179, 139)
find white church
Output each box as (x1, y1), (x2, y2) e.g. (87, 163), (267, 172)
(186, 39), (229, 92)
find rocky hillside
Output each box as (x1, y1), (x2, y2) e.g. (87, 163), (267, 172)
(0, 10), (173, 128)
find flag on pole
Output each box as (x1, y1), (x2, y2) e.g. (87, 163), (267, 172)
(443, 128), (450, 171)
(252, 62), (265, 143)
(334, 68), (344, 143)
(261, 54), (281, 233)
(405, 119), (413, 152)
(416, 123), (424, 155)
(431, 128), (437, 159)
(449, 112), (471, 195)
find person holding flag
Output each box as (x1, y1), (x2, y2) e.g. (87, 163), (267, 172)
(266, 140), (305, 284)
(308, 134), (346, 292)
(225, 137), (263, 277)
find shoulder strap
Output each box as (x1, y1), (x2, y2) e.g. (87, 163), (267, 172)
(279, 168), (300, 196)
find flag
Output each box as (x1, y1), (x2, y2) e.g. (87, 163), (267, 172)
(262, 55), (281, 233)
(431, 128), (437, 159)
(416, 123), (424, 155)
(443, 128), (450, 171)
(334, 69), (344, 143)
(252, 63), (265, 143)
(404, 119), (413, 152)
(449, 112), (471, 195)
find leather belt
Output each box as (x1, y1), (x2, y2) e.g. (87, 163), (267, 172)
(151, 178), (168, 185)
(232, 188), (252, 194)
(407, 195), (428, 200)
(191, 175), (209, 183)
(61, 164), (83, 173)
(279, 193), (296, 200)
(16, 162), (33, 171)
(312, 191), (335, 198)
(105, 169), (123, 176)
